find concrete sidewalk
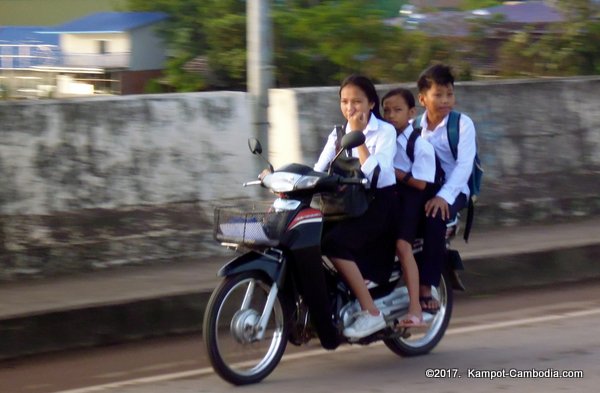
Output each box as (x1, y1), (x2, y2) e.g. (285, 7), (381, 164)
(1, 217), (599, 361)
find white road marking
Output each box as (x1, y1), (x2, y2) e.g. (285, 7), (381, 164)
(448, 307), (600, 335)
(51, 307), (600, 393)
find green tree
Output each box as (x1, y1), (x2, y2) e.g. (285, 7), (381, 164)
(274, 0), (456, 86)
(496, 0), (600, 77)
(125, 0), (461, 91)
(497, 30), (538, 77)
(550, 0), (600, 75)
(126, 0), (246, 90)
(273, 0), (392, 86)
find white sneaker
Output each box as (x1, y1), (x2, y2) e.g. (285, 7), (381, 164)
(343, 310), (386, 338)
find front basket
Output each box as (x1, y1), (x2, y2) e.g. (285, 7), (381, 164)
(213, 201), (287, 247)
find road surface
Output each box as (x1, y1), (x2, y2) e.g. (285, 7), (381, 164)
(1, 280), (599, 393)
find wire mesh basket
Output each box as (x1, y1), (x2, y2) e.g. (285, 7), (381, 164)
(213, 201), (291, 247)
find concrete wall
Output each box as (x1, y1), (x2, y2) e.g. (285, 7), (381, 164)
(270, 77), (600, 227)
(0, 91), (264, 280)
(1, 77), (599, 281)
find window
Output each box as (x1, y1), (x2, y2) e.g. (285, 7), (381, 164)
(97, 40), (108, 54)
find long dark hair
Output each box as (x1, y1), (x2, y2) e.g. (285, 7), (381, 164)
(339, 74), (383, 120)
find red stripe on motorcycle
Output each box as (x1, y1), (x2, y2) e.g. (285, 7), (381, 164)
(287, 208), (322, 230)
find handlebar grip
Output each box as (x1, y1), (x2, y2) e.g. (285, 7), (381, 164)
(339, 177), (368, 185)
(243, 180), (263, 187)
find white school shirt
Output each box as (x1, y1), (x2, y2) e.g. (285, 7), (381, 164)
(394, 122), (436, 183)
(418, 112), (477, 204)
(314, 113), (397, 188)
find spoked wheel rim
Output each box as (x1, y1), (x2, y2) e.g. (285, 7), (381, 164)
(212, 276), (286, 378)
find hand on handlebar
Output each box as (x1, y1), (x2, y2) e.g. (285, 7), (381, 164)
(258, 168), (272, 181)
(339, 177), (368, 185)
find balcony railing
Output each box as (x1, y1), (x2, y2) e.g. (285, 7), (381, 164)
(0, 45), (131, 69)
(0, 44), (59, 69)
(61, 52), (130, 68)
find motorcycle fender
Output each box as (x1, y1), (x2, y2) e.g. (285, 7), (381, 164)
(447, 249), (464, 270)
(218, 251), (282, 283)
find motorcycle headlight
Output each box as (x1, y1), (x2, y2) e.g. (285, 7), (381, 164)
(263, 173), (320, 192)
(294, 175), (320, 190)
(264, 172), (302, 192)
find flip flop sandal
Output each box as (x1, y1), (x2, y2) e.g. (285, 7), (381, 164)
(419, 296), (440, 314)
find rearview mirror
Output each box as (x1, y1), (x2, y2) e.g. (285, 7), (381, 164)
(247, 137), (274, 173)
(328, 130), (366, 175)
(248, 138), (262, 155)
(341, 131), (365, 150)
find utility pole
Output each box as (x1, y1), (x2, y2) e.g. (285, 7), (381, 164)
(247, 0), (274, 153)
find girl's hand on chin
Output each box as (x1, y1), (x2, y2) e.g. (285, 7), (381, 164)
(349, 111), (368, 132)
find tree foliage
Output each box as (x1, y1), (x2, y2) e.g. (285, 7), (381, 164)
(127, 0), (452, 90)
(126, 0), (600, 92)
(495, 0), (600, 77)
(126, 0), (246, 90)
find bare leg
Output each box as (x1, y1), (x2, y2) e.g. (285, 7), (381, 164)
(330, 257), (380, 316)
(396, 239), (423, 320)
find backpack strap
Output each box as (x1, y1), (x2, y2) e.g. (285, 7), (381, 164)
(334, 123), (379, 191)
(464, 196), (475, 243)
(405, 127), (420, 163)
(445, 111), (474, 243)
(371, 165), (380, 191)
(334, 123), (352, 157)
(446, 111), (461, 160)
(414, 115), (423, 133)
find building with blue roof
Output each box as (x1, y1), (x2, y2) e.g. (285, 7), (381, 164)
(483, 1), (565, 25)
(1, 11), (169, 98)
(41, 12), (168, 34)
(393, 1), (566, 36)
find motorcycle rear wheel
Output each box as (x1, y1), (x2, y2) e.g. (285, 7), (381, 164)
(203, 271), (288, 385)
(383, 270), (453, 357)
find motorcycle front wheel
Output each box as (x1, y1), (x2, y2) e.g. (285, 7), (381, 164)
(203, 271), (288, 385)
(383, 269), (453, 357)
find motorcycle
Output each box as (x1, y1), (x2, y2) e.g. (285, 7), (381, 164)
(203, 131), (466, 385)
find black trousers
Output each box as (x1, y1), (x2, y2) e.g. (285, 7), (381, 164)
(419, 192), (467, 287)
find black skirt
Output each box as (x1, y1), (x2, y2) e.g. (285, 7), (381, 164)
(321, 185), (398, 284)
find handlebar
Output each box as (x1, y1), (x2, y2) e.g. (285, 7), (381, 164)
(243, 180), (263, 187)
(339, 177), (368, 185)
(242, 173), (368, 191)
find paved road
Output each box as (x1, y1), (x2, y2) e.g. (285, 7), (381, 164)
(2, 280), (599, 393)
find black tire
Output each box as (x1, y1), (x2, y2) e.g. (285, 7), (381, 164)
(383, 270), (453, 357)
(203, 271), (288, 385)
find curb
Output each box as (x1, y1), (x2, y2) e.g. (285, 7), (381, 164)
(0, 292), (211, 361)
